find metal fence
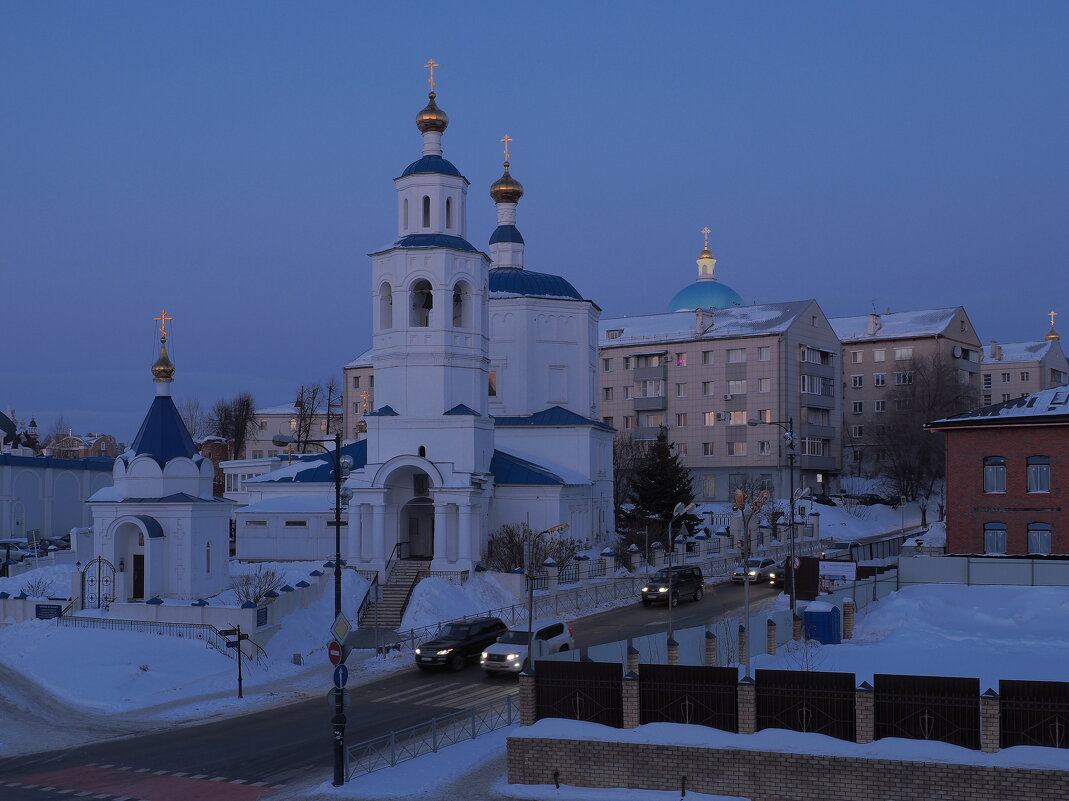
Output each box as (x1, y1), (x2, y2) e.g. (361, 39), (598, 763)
(55, 615), (243, 660)
(345, 692), (518, 778)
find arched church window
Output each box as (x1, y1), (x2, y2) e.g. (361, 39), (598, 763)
(206, 541), (212, 574)
(379, 283), (393, 329)
(445, 197), (453, 229)
(418, 446), (426, 457)
(403, 198), (409, 230)
(422, 196), (431, 228)
(410, 279), (433, 327)
(452, 281), (470, 328)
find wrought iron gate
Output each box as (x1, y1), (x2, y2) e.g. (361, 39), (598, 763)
(756, 668), (856, 741)
(81, 557), (116, 610)
(1000, 679), (1069, 749)
(640, 664), (737, 731)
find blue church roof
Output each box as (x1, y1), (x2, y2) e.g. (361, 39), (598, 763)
(129, 396), (198, 467)
(489, 225), (525, 245)
(252, 440), (368, 484)
(489, 268), (584, 301)
(391, 234), (480, 253)
(667, 280), (744, 312)
(493, 406), (614, 431)
(444, 404), (480, 416)
(490, 450), (566, 486)
(399, 155), (463, 178)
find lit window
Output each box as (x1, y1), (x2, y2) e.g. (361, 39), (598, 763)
(703, 412), (717, 426)
(729, 411), (747, 425)
(675, 413), (688, 427)
(727, 441), (747, 456)
(757, 409), (772, 423)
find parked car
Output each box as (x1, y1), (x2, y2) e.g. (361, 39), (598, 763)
(767, 560), (788, 588)
(641, 565), (705, 607)
(480, 618), (574, 675)
(414, 617), (508, 672)
(731, 557), (777, 584)
(810, 493), (838, 507)
(0, 540), (33, 562)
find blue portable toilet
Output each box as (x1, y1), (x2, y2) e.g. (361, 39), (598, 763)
(803, 601), (842, 644)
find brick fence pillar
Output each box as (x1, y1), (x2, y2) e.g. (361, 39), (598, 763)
(667, 636), (679, 665)
(737, 677), (756, 735)
(519, 671), (537, 726)
(843, 599), (856, 639)
(855, 681), (874, 744)
(623, 671), (640, 729)
(792, 613), (804, 641)
(627, 644), (640, 674)
(704, 629), (717, 666)
(981, 688), (1000, 753)
(766, 619), (777, 655)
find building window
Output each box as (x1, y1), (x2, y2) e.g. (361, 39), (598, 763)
(623, 356), (632, 369)
(1027, 456), (1050, 493)
(1027, 522), (1052, 555)
(452, 281), (471, 327)
(1002, 393), (1011, 402)
(675, 413), (688, 427)
(352, 376), (360, 389)
(634, 354), (661, 368)
(703, 412), (717, 426)
(800, 438), (829, 457)
(1001, 372), (1011, 382)
(675, 442), (688, 457)
(410, 279), (432, 326)
(403, 198), (409, 230)
(983, 394), (992, 406)
(702, 350), (714, 365)
(602, 358), (612, 371)
(445, 196), (453, 229)
(727, 380), (746, 395)
(758, 346), (771, 361)
(853, 449), (863, 463)
(851, 375), (863, 388)
(727, 441), (748, 457)
(623, 415), (635, 429)
(1020, 371), (1030, 382)
(873, 349), (885, 362)
(205, 541), (212, 574)
(983, 374), (992, 388)
(894, 398), (912, 411)
(603, 387), (613, 402)
(675, 382), (686, 397)
(675, 352), (687, 366)
(606, 329), (622, 340)
(894, 347), (913, 361)
(488, 371), (498, 397)
(800, 347), (832, 365)
(983, 456), (1006, 493)
(894, 371), (913, 385)
(421, 195), (431, 228)
(702, 442), (715, 456)
(727, 348), (746, 363)
(758, 378), (771, 393)
(852, 401), (864, 414)
(252, 450), (264, 459)
(851, 351), (863, 364)
(702, 381), (714, 395)
(983, 522), (1007, 554)
(284, 520), (308, 527)
(602, 416), (613, 427)
(874, 400), (886, 413)
(623, 386), (632, 400)
(850, 425), (864, 439)
(759, 440), (771, 456)
(757, 409), (772, 423)
(244, 520), (267, 527)
(874, 373), (886, 387)
(259, 419), (268, 430)
(642, 413), (665, 428)
(635, 379), (664, 398)
(729, 411), (747, 425)
(800, 375), (820, 394)
(702, 475), (716, 497)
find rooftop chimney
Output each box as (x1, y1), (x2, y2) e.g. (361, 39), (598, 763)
(990, 341), (1003, 361)
(866, 313), (881, 336)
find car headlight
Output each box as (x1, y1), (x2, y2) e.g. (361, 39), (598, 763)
(436, 648), (453, 656)
(414, 648), (421, 655)
(641, 586), (649, 592)
(506, 653), (520, 661)
(769, 573), (777, 579)
(480, 652), (489, 660)
(658, 587), (668, 593)
(748, 570), (757, 576)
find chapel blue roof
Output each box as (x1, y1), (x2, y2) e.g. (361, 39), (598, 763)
(129, 396), (198, 467)
(391, 234), (480, 253)
(444, 404), (480, 416)
(493, 405), (614, 431)
(667, 280), (745, 312)
(489, 225), (525, 245)
(490, 450), (565, 486)
(489, 268), (584, 301)
(399, 155), (463, 178)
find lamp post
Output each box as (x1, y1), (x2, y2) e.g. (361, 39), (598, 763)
(667, 502), (696, 639)
(524, 523), (568, 674)
(748, 417), (799, 616)
(272, 429), (352, 786)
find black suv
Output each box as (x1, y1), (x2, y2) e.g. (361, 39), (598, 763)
(414, 617), (508, 671)
(641, 566), (704, 607)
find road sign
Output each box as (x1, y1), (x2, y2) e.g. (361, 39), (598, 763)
(328, 639), (344, 666)
(327, 687), (349, 708)
(331, 612), (353, 645)
(333, 664), (349, 689)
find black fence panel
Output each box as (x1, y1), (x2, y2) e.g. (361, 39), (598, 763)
(640, 664), (737, 732)
(874, 673), (980, 750)
(535, 659), (622, 728)
(756, 669), (856, 741)
(1000, 679), (1069, 750)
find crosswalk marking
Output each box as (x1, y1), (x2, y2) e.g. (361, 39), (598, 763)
(374, 682), (518, 709)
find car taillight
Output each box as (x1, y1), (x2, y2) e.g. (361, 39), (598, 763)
(567, 625), (574, 637)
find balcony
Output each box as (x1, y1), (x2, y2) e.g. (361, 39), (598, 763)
(633, 395), (666, 412)
(634, 365), (667, 381)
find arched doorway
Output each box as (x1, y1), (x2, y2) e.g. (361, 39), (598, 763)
(403, 497), (434, 558)
(114, 520), (148, 600)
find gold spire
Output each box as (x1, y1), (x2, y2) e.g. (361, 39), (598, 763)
(490, 135), (524, 203)
(1046, 310), (1060, 341)
(416, 60), (448, 133)
(699, 226), (714, 260)
(151, 310), (176, 382)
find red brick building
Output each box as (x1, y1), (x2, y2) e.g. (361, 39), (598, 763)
(927, 387), (1069, 554)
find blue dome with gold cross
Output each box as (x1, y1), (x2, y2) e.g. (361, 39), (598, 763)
(667, 229), (745, 311)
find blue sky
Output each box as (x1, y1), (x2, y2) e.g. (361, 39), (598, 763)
(2, 1), (1067, 441)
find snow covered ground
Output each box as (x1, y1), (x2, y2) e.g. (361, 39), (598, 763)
(400, 573), (519, 631)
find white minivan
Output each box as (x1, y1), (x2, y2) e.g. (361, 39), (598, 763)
(480, 618), (574, 675)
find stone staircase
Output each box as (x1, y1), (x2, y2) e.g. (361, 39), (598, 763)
(359, 559), (430, 630)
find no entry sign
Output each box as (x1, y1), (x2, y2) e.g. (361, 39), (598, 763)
(328, 639), (344, 666)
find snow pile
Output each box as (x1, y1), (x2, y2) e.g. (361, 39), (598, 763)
(0, 561), (75, 598)
(399, 573), (518, 631)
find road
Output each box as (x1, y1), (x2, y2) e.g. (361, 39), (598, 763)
(0, 579), (776, 801)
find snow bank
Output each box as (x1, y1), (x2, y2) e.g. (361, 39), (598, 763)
(399, 573), (519, 631)
(0, 562), (74, 599)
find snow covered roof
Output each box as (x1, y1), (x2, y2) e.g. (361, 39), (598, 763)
(345, 348), (373, 369)
(928, 385), (1069, 427)
(254, 403), (301, 416)
(493, 405), (613, 431)
(245, 440), (368, 484)
(599, 301), (814, 346)
(830, 307), (962, 342)
(982, 340), (1060, 364)
(493, 447), (592, 486)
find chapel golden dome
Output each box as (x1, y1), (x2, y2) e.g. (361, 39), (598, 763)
(416, 92), (449, 134)
(152, 337), (175, 382)
(490, 162), (524, 204)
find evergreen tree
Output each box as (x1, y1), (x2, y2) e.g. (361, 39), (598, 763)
(617, 427), (698, 555)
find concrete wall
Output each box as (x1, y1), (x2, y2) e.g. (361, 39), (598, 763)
(899, 554), (1069, 586)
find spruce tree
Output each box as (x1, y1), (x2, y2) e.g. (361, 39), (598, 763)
(619, 427), (698, 553)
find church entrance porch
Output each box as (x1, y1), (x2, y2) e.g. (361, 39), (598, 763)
(403, 498), (434, 559)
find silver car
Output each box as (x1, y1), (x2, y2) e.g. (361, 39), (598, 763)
(731, 557), (777, 584)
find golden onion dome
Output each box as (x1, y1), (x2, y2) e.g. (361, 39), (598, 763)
(490, 162), (524, 203)
(416, 92), (449, 133)
(151, 337), (176, 382)
(1046, 327), (1060, 341)
(698, 244), (714, 260)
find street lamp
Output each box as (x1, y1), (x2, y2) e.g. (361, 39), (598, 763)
(666, 502), (695, 638)
(748, 417), (800, 616)
(272, 429), (352, 787)
(524, 523), (569, 674)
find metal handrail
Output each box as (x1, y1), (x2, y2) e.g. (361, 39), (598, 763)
(59, 597), (79, 617)
(357, 571), (380, 624)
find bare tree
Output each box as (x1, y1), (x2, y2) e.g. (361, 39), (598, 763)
(208, 392), (258, 459)
(292, 383), (324, 453)
(865, 354), (978, 503)
(484, 522), (582, 573)
(612, 433), (647, 524)
(178, 397), (209, 440)
(231, 565), (284, 605)
(43, 415), (72, 448)
(20, 577), (54, 598)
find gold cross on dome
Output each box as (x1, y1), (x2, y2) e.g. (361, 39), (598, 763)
(424, 59), (439, 92)
(501, 134), (513, 162)
(153, 309), (173, 338)
(1050, 310), (1058, 328)
(701, 226), (711, 247)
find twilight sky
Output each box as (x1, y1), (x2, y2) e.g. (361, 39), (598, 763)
(2, 1), (1067, 442)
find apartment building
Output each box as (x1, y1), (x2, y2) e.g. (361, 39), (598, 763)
(598, 301), (843, 502)
(981, 330), (1066, 406)
(343, 349), (375, 439)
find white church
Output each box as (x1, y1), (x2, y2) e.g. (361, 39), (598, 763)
(234, 76), (615, 574)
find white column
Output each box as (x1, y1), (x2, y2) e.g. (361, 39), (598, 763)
(347, 503), (363, 562)
(458, 504), (473, 563)
(433, 503), (448, 563)
(372, 504), (386, 561)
